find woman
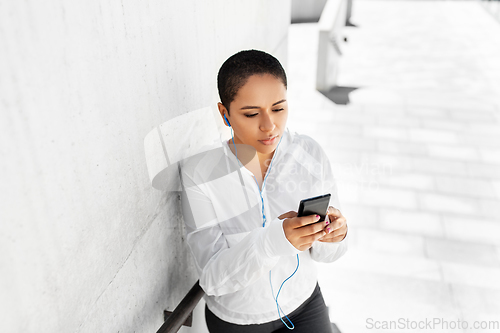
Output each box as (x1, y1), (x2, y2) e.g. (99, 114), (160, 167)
(180, 50), (348, 333)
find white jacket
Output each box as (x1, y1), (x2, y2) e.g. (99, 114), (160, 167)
(180, 128), (348, 325)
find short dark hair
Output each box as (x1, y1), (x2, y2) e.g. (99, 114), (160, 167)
(217, 49), (287, 114)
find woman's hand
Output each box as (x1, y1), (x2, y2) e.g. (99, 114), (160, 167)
(318, 206), (347, 243)
(278, 211), (328, 251)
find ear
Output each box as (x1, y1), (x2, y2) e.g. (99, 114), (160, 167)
(217, 102), (230, 127)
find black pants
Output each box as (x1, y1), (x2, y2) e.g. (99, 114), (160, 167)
(205, 283), (333, 333)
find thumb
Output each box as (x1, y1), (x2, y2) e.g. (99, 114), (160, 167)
(278, 211), (298, 219)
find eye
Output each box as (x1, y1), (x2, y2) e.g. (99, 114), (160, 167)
(273, 108), (284, 112)
(245, 113), (258, 118)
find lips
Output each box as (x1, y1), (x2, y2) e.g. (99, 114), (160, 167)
(259, 135), (278, 145)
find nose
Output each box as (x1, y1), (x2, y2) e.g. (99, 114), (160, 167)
(259, 112), (275, 132)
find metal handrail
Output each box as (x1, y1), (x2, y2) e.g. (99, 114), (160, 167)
(156, 280), (205, 333)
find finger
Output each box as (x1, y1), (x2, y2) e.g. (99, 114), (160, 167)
(318, 225), (347, 242)
(323, 220), (345, 235)
(318, 233), (333, 242)
(318, 234), (343, 242)
(278, 211), (298, 220)
(293, 214), (321, 228)
(328, 224), (347, 238)
(298, 220), (328, 236)
(299, 243), (314, 251)
(318, 233), (332, 242)
(327, 206), (342, 218)
(330, 232), (347, 242)
(328, 217), (346, 231)
(317, 231), (329, 242)
(301, 229), (327, 245)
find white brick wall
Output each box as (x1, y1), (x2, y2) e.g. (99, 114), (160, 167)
(0, 1), (291, 332)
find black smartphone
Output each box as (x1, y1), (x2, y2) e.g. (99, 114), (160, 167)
(297, 194), (331, 222)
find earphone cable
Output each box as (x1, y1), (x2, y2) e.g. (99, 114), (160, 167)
(230, 128), (296, 330)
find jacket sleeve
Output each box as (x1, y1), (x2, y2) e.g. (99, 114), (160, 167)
(309, 144), (349, 263)
(180, 167), (300, 297)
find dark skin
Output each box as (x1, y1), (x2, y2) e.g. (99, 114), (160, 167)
(279, 206), (348, 251)
(219, 74), (348, 251)
(217, 74), (287, 190)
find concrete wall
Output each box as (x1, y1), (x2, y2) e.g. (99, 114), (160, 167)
(291, 0), (328, 23)
(0, 1), (290, 332)
(316, 0), (347, 92)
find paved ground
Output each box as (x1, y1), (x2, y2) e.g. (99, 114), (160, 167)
(287, 1), (500, 332)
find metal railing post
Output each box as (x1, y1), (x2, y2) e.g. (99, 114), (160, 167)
(156, 280), (205, 333)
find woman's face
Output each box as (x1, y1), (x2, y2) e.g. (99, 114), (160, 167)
(219, 74), (288, 159)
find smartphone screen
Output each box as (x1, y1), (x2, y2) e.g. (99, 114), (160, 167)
(297, 194), (331, 222)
